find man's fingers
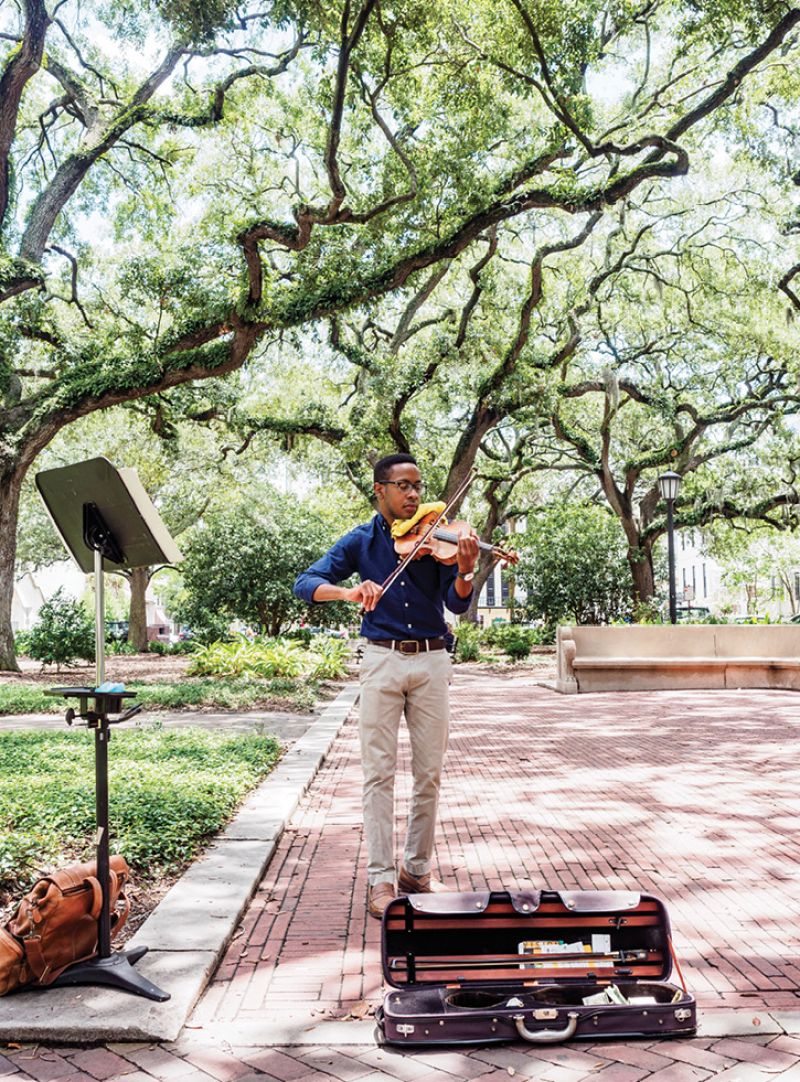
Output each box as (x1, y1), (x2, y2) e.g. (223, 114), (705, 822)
(360, 581), (383, 611)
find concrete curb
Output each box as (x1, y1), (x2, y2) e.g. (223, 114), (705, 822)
(0, 685), (359, 1044)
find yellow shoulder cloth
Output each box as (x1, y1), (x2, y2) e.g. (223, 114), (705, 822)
(390, 502), (447, 538)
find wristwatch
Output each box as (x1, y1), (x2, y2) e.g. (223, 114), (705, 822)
(457, 570), (475, 582)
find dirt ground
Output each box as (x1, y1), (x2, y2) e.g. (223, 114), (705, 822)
(0, 648), (558, 686)
(0, 653), (192, 684)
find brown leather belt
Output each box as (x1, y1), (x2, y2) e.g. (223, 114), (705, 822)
(368, 638), (446, 654)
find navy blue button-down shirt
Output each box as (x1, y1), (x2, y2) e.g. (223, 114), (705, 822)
(293, 514), (472, 640)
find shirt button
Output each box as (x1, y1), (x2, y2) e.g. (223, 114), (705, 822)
(407, 624), (412, 629)
(404, 603), (409, 608)
(400, 581), (405, 586)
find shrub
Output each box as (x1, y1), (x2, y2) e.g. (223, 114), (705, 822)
(500, 626), (534, 662)
(455, 622), (481, 662)
(13, 630), (31, 656)
(481, 623), (536, 661)
(107, 640), (137, 656)
(27, 590), (95, 668)
(148, 639), (197, 656)
(187, 638), (307, 679)
(308, 637), (350, 679)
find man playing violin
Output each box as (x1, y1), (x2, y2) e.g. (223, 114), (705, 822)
(293, 453), (479, 919)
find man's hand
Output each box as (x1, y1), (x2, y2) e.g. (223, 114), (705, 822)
(343, 580), (384, 611)
(456, 531), (480, 575)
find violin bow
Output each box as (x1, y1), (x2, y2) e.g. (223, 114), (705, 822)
(374, 468), (476, 604)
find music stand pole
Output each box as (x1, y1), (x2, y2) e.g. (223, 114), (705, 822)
(93, 547), (112, 959)
(36, 460), (178, 1003)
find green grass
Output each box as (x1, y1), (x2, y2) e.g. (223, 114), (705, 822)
(0, 726), (281, 894)
(0, 676), (320, 716)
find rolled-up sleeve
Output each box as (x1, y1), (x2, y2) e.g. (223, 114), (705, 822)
(293, 533), (358, 604)
(441, 564), (472, 615)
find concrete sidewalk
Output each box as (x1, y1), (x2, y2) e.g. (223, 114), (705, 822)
(6, 669), (800, 1080)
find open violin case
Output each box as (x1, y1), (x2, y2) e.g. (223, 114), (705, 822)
(377, 889), (696, 1047)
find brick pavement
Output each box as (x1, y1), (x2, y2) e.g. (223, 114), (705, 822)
(6, 670), (800, 1079)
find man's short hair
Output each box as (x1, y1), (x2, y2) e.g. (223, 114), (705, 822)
(373, 453), (417, 484)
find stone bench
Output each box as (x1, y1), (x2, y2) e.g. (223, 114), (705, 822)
(555, 624), (800, 694)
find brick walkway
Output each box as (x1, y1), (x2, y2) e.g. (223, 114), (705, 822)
(6, 670), (800, 1080)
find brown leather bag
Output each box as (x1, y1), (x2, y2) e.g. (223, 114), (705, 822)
(0, 855), (130, 995)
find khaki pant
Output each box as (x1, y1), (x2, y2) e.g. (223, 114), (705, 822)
(358, 643), (450, 886)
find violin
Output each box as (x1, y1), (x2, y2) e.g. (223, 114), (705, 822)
(393, 510), (519, 567)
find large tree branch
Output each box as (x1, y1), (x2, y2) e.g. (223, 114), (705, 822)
(12, 317), (260, 471)
(0, 0), (50, 230)
(666, 8), (800, 144)
(389, 262), (450, 353)
(455, 227), (498, 348)
(257, 151), (685, 330)
(779, 263), (800, 311)
(158, 35), (304, 128)
(16, 44), (186, 265)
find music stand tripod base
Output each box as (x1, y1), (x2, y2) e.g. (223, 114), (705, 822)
(51, 945), (169, 1001)
(46, 687), (170, 1002)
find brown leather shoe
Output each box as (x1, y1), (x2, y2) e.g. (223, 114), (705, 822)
(397, 865), (447, 894)
(368, 882), (396, 919)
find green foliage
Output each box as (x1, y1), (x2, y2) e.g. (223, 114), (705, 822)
(177, 493), (347, 636)
(147, 639), (197, 656)
(0, 676), (318, 715)
(27, 590), (96, 668)
(13, 630), (31, 656)
(0, 727), (280, 891)
(188, 638), (304, 678)
(454, 622), (481, 663)
(483, 623), (536, 661)
(187, 635), (350, 680)
(106, 639), (138, 655)
(631, 600), (663, 625)
(0, 686), (56, 715)
(517, 504), (633, 627)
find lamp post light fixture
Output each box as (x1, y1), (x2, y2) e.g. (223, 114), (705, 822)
(658, 470), (683, 624)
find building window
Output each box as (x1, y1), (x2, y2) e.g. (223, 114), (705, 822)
(702, 563), (707, 598)
(500, 571), (509, 603)
(486, 571), (495, 607)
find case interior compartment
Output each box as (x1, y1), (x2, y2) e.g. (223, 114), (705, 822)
(384, 890), (673, 987)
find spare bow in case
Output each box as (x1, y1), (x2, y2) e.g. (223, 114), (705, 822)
(377, 889), (695, 1047)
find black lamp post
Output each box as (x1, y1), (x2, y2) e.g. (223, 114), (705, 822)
(658, 470), (682, 624)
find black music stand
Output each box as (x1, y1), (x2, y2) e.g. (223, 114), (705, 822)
(35, 457), (183, 1001)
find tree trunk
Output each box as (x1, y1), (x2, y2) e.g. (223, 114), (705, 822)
(464, 560), (495, 624)
(628, 544), (655, 604)
(128, 566), (149, 652)
(0, 466), (24, 672)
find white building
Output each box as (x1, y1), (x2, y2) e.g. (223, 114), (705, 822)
(672, 530), (723, 613)
(12, 561), (86, 631)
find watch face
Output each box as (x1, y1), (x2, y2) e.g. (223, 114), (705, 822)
(460, 571), (475, 581)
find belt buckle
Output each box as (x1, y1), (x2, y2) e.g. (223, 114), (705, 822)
(399, 640), (420, 654)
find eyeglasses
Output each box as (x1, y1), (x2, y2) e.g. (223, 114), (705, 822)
(380, 480), (425, 495)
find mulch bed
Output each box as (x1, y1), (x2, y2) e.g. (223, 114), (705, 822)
(0, 653), (192, 685)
